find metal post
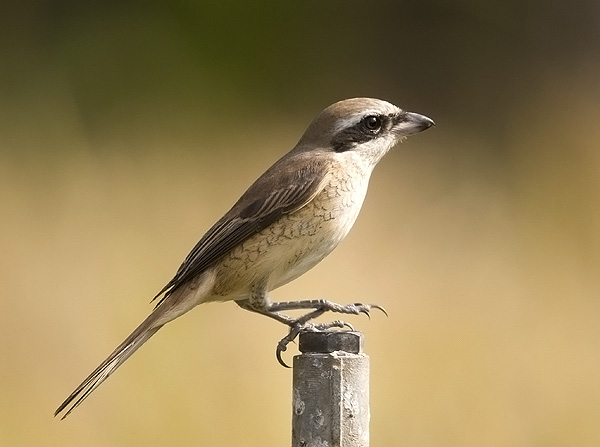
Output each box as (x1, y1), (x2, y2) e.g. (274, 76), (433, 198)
(292, 331), (369, 447)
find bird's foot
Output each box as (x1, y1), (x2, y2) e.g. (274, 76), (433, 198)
(268, 299), (388, 319)
(268, 301), (387, 367)
(276, 320), (354, 368)
(331, 302), (388, 319)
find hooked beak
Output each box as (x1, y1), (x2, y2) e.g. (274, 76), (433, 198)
(393, 111), (435, 136)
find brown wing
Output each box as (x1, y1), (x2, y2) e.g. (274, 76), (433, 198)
(153, 154), (330, 306)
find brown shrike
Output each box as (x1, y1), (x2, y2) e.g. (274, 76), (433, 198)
(55, 97), (434, 419)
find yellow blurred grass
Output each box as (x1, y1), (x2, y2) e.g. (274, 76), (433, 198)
(1, 86), (599, 446)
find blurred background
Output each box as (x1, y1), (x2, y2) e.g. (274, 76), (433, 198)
(1, 1), (599, 446)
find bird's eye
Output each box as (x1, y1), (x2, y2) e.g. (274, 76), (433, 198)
(363, 115), (382, 132)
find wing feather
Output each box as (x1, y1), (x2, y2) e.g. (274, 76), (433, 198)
(153, 155), (330, 306)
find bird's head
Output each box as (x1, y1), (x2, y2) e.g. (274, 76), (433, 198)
(295, 97), (434, 166)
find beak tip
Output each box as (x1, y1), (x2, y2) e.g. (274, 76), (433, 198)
(415, 113), (435, 130)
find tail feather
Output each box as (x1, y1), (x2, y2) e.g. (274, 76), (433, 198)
(55, 314), (163, 419)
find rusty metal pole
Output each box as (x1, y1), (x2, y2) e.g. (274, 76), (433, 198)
(292, 331), (369, 447)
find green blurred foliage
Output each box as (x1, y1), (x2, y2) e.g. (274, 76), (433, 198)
(1, 1), (599, 446)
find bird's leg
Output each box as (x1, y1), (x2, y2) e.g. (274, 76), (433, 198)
(237, 295), (387, 326)
(274, 310), (356, 367)
(235, 299), (296, 326)
(267, 299), (388, 319)
(268, 300), (388, 367)
(237, 290), (387, 367)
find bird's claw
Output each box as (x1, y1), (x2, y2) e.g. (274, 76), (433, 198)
(275, 319), (359, 367)
(274, 302), (387, 367)
(371, 303), (389, 317)
(312, 319), (353, 331)
(352, 303), (388, 319)
(276, 324), (305, 368)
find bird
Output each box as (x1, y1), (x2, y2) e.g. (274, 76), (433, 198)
(55, 97), (434, 419)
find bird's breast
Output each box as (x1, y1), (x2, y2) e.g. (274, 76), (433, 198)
(208, 166), (371, 301)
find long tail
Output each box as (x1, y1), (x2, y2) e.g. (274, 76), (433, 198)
(55, 312), (163, 419)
